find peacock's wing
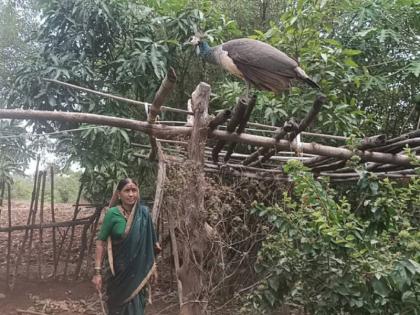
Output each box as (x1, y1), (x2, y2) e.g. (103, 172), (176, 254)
(221, 38), (300, 92)
(222, 38), (299, 78)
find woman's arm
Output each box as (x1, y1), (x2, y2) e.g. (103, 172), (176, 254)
(92, 240), (106, 291)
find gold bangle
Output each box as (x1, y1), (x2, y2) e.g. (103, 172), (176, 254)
(95, 269), (102, 275)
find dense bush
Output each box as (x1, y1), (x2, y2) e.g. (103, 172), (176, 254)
(248, 161), (420, 314)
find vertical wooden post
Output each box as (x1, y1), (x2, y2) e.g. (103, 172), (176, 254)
(0, 179), (5, 208)
(50, 166), (57, 278)
(152, 143), (167, 225)
(177, 82), (210, 315)
(63, 183), (83, 278)
(11, 156), (40, 289)
(26, 170), (43, 277)
(6, 183), (12, 291)
(38, 171), (47, 279)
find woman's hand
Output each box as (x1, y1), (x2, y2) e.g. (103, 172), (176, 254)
(92, 274), (102, 292)
(154, 242), (162, 254)
(150, 269), (158, 284)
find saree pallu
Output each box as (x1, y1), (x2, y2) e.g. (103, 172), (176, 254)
(105, 203), (157, 315)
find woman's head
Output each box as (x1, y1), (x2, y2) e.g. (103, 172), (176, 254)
(116, 178), (139, 208)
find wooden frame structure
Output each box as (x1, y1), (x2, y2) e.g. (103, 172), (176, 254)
(1, 71), (419, 315)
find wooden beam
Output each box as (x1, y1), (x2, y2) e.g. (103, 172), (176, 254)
(0, 109), (191, 138)
(0, 109), (417, 166)
(0, 218), (91, 233)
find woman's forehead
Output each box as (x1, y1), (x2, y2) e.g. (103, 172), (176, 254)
(122, 183), (138, 190)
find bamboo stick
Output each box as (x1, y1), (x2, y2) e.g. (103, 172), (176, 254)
(0, 180), (4, 208)
(26, 170), (43, 278)
(6, 183), (12, 290)
(84, 206), (103, 278)
(63, 184), (83, 279)
(11, 157), (40, 289)
(37, 171), (47, 279)
(50, 166), (57, 278)
(74, 210), (98, 278)
(169, 211), (183, 306)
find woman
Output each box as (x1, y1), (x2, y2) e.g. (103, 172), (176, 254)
(92, 178), (160, 315)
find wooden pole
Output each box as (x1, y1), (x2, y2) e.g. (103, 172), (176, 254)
(152, 143), (167, 225)
(50, 166), (57, 278)
(26, 170), (43, 278)
(6, 183), (12, 291)
(84, 206), (103, 278)
(11, 156), (40, 289)
(0, 109), (191, 138)
(178, 82), (211, 315)
(74, 207), (100, 278)
(63, 183), (83, 279)
(0, 179), (4, 207)
(37, 171), (47, 279)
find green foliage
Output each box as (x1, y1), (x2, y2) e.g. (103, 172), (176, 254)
(247, 161), (420, 314)
(12, 171), (82, 203)
(0, 120), (32, 186)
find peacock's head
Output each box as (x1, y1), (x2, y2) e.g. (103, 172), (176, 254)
(185, 31), (206, 46)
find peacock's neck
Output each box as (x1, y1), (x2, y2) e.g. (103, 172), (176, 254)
(198, 41), (217, 65)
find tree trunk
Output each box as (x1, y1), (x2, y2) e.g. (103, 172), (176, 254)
(178, 82), (210, 315)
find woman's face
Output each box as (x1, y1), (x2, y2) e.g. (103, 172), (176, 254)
(118, 182), (139, 208)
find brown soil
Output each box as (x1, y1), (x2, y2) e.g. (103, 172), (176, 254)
(0, 201), (178, 315)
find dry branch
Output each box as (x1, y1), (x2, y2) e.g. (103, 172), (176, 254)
(212, 98), (247, 163)
(224, 95), (257, 163)
(148, 68), (177, 160)
(288, 94), (326, 141)
(208, 109), (232, 131)
(148, 68), (177, 123)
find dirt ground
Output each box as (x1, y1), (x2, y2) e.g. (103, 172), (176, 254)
(0, 278), (179, 315)
(0, 201), (179, 315)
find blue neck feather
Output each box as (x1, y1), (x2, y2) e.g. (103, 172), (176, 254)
(198, 41), (217, 64)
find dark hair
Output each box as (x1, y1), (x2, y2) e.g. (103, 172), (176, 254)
(116, 178), (139, 191)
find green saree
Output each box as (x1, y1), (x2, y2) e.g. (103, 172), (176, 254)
(105, 203), (157, 315)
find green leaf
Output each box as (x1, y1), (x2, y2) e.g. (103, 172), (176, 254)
(372, 278), (390, 298)
(408, 60), (420, 77)
(343, 49), (362, 56)
(344, 58), (358, 68)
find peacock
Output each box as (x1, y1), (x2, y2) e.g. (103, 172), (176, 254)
(187, 34), (320, 95)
